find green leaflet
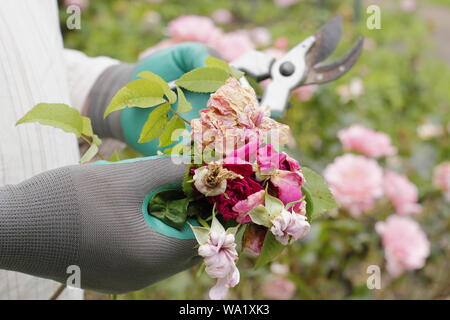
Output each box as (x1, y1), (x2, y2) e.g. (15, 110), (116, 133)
(158, 116), (186, 148)
(80, 143), (99, 163)
(148, 189), (190, 230)
(138, 71), (177, 104)
(176, 87), (192, 113)
(103, 79), (166, 118)
(301, 167), (338, 221)
(16, 103), (85, 138)
(175, 67), (229, 93)
(254, 232), (286, 269)
(108, 146), (143, 162)
(138, 103), (170, 143)
(205, 57), (245, 79)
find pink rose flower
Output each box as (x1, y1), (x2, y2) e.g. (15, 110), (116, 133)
(262, 277), (296, 300)
(383, 170), (421, 215)
(191, 78), (290, 154)
(270, 208), (310, 245)
(433, 162), (450, 201)
(401, 0), (416, 12)
(242, 223), (267, 256)
(293, 85), (316, 102)
(64, 0), (89, 10)
(337, 124), (397, 158)
(274, 0), (299, 8)
(233, 190), (265, 223)
(376, 215), (430, 277)
(211, 9), (233, 24)
(167, 15), (222, 44)
(274, 37), (289, 50)
(226, 142), (305, 213)
(198, 230), (240, 299)
(324, 154), (384, 216)
(208, 164), (263, 221)
(211, 31), (255, 61)
(249, 27), (272, 48)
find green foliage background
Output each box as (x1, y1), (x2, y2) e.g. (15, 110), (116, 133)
(60, 0), (450, 299)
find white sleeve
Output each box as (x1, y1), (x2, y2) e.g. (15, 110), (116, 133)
(63, 48), (120, 112)
(0, 0), (83, 300)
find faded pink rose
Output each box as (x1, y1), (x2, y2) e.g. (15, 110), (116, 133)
(433, 162), (450, 201)
(211, 9), (233, 24)
(324, 154), (384, 216)
(338, 125), (397, 158)
(198, 230), (240, 300)
(191, 78), (290, 154)
(242, 223), (267, 256)
(233, 190), (265, 223)
(383, 170), (421, 215)
(211, 31), (255, 61)
(226, 142), (305, 212)
(270, 208), (310, 245)
(167, 15), (222, 44)
(262, 277), (296, 299)
(376, 215), (429, 277)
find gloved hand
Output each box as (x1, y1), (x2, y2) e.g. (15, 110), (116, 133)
(87, 42), (221, 156)
(0, 155), (199, 294)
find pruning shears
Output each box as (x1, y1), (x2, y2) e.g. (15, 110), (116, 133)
(230, 15), (364, 117)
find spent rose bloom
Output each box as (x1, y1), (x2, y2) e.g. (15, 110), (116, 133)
(376, 215), (430, 277)
(191, 78), (290, 155)
(324, 154), (384, 216)
(226, 142), (305, 213)
(338, 124), (397, 158)
(211, 31), (255, 61)
(262, 277), (296, 299)
(196, 220), (240, 300)
(242, 223), (267, 256)
(433, 162), (450, 201)
(232, 190), (265, 223)
(383, 170), (421, 215)
(193, 163), (243, 197)
(270, 208), (310, 245)
(167, 15), (222, 44)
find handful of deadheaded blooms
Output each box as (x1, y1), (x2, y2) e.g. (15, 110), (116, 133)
(150, 78), (336, 299)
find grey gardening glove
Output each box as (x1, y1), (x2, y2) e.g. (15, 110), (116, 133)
(0, 155), (199, 294)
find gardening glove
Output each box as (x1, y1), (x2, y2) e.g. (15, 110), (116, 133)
(87, 42), (221, 156)
(0, 155), (200, 294)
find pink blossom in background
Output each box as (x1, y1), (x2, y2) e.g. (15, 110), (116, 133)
(167, 15), (222, 44)
(376, 215), (429, 277)
(249, 27), (272, 48)
(198, 230), (240, 299)
(337, 124), (397, 158)
(212, 31), (255, 61)
(293, 85), (316, 102)
(433, 162), (450, 201)
(262, 277), (296, 299)
(138, 39), (178, 60)
(212, 9), (233, 24)
(383, 170), (421, 215)
(64, 0), (89, 10)
(324, 154), (384, 216)
(401, 0), (417, 12)
(274, 37), (289, 50)
(274, 0), (300, 9)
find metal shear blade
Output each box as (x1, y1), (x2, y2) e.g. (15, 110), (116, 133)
(257, 15), (364, 116)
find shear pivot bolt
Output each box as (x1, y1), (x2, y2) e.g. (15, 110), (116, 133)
(279, 62), (295, 76)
